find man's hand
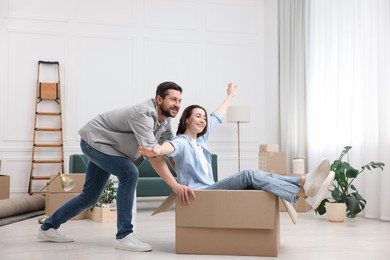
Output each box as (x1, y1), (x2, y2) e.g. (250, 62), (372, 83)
(172, 183), (196, 204)
(138, 147), (159, 157)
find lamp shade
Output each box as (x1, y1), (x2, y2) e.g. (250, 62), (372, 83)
(227, 106), (250, 123)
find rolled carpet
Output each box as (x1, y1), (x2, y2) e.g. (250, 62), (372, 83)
(0, 194), (45, 219)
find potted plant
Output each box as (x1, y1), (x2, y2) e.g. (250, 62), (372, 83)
(97, 178), (118, 207)
(88, 178), (118, 222)
(315, 146), (385, 220)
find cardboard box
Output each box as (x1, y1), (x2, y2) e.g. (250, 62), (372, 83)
(259, 144), (280, 152)
(154, 190), (295, 257)
(47, 173), (85, 193)
(88, 206), (117, 223)
(0, 175), (10, 200)
(258, 151), (287, 174)
(45, 193), (87, 220)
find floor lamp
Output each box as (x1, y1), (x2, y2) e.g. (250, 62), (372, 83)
(227, 106), (250, 171)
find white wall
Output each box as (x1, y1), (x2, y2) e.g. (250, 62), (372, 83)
(0, 0), (279, 195)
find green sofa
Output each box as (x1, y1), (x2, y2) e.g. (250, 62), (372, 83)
(69, 154), (218, 197)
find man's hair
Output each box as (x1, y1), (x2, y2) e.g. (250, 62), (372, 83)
(156, 81), (182, 98)
(176, 105), (208, 138)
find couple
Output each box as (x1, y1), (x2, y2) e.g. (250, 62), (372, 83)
(37, 82), (334, 252)
(138, 83), (334, 214)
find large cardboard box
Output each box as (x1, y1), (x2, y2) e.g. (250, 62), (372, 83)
(0, 175), (10, 200)
(258, 151), (287, 174)
(47, 173), (86, 193)
(154, 190), (295, 257)
(45, 193), (87, 220)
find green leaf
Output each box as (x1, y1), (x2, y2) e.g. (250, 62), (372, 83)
(314, 199), (329, 215)
(331, 188), (343, 202)
(345, 165), (359, 178)
(345, 192), (366, 218)
(362, 162), (385, 171)
(338, 146), (352, 160)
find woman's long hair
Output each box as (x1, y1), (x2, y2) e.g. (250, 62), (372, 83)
(176, 105), (208, 138)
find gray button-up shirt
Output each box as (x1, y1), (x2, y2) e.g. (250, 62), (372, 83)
(78, 99), (173, 165)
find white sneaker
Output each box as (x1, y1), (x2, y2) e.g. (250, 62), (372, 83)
(37, 228), (75, 243)
(306, 171), (335, 209)
(303, 158), (331, 197)
(115, 233), (152, 252)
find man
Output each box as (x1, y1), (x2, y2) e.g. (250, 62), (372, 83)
(37, 81), (195, 252)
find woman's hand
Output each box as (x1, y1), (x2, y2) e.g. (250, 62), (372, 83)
(227, 82), (237, 97)
(171, 183), (196, 204)
(215, 82), (237, 115)
(138, 147), (160, 157)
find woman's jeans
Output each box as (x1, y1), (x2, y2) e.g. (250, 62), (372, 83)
(203, 169), (301, 203)
(41, 139), (139, 239)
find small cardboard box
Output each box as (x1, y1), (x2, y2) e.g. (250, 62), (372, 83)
(45, 193), (87, 220)
(47, 173), (86, 193)
(259, 144), (280, 152)
(258, 151), (287, 175)
(153, 190), (295, 257)
(0, 175), (10, 200)
(88, 206), (117, 223)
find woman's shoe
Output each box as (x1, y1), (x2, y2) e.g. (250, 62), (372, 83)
(303, 158), (331, 197)
(305, 171), (335, 209)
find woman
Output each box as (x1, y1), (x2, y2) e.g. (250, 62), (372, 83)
(138, 83), (334, 209)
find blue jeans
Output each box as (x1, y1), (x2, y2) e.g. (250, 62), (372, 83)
(203, 169), (301, 203)
(41, 139), (139, 239)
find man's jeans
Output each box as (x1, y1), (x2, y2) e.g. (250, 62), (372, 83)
(41, 139), (138, 239)
(203, 169), (301, 202)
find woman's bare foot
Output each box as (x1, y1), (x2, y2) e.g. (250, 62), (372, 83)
(299, 175), (306, 187)
(297, 187), (308, 199)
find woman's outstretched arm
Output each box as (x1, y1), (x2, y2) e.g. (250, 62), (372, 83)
(215, 83), (237, 116)
(138, 141), (174, 157)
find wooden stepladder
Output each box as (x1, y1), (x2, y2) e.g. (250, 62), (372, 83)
(28, 61), (64, 194)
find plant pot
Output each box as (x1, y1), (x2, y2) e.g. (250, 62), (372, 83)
(325, 202), (346, 222)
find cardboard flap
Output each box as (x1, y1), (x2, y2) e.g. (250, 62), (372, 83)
(176, 190), (277, 229)
(280, 199), (297, 224)
(152, 193), (176, 216)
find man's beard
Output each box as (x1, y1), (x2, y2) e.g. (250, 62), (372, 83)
(161, 106), (178, 118)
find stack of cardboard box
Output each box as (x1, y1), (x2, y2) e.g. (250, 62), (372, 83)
(258, 144), (287, 174)
(258, 144), (311, 212)
(46, 173), (87, 220)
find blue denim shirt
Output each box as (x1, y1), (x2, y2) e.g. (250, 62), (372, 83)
(169, 112), (223, 189)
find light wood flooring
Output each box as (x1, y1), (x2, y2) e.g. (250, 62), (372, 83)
(0, 198), (389, 260)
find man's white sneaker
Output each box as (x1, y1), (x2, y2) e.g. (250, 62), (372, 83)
(303, 158), (331, 197)
(37, 228), (75, 243)
(115, 233), (152, 252)
(306, 171), (335, 209)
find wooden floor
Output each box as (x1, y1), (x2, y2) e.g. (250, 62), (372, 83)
(1, 198), (389, 260)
